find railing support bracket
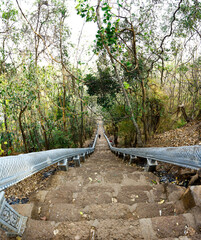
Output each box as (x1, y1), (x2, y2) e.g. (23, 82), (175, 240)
(73, 155), (81, 167)
(129, 155), (137, 164)
(123, 153), (129, 162)
(80, 153), (86, 163)
(145, 158), (158, 172)
(58, 158), (69, 171)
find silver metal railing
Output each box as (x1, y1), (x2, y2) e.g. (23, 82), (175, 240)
(0, 128), (98, 236)
(0, 129), (98, 192)
(104, 133), (201, 171)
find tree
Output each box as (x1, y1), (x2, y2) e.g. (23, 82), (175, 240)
(76, 0), (201, 142)
(0, 0), (19, 153)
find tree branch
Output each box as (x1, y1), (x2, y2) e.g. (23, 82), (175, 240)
(15, 0), (77, 80)
(160, 0), (183, 53)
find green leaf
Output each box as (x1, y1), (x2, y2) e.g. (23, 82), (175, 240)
(126, 61), (132, 67)
(123, 81), (130, 89)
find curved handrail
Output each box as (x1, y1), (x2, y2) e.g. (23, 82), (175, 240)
(0, 127), (99, 191)
(104, 132), (201, 170)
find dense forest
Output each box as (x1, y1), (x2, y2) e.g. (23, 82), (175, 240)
(0, 0), (200, 155)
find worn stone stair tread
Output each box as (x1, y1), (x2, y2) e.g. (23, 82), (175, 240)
(12, 203), (34, 218)
(22, 219), (56, 240)
(133, 202), (176, 218)
(22, 218), (142, 240)
(31, 201), (178, 222)
(160, 236), (201, 240)
(81, 201), (177, 220)
(32, 202), (133, 222)
(51, 169), (158, 187)
(31, 203), (82, 222)
(53, 219), (142, 240)
(31, 182), (167, 208)
(116, 184), (166, 205)
(189, 206), (201, 227)
(22, 213), (197, 240)
(144, 213), (197, 239)
(29, 190), (49, 202)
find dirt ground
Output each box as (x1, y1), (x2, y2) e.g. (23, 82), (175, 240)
(146, 120), (201, 147)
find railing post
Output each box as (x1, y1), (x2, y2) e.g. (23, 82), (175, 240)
(123, 153), (129, 162)
(0, 191), (27, 237)
(145, 158), (158, 172)
(129, 155), (137, 164)
(58, 158), (69, 171)
(80, 153), (86, 163)
(73, 155), (80, 167)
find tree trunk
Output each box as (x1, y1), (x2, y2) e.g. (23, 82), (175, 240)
(110, 59), (143, 146)
(140, 79), (148, 142)
(59, 16), (67, 132)
(113, 123), (118, 147)
(197, 109), (201, 120)
(178, 105), (191, 123)
(40, 120), (49, 149)
(3, 104), (12, 149)
(131, 22), (147, 144)
(37, 93), (49, 150)
(19, 106), (28, 153)
(80, 93), (84, 147)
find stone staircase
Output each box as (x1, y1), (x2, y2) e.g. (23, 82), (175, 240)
(1, 127), (201, 239)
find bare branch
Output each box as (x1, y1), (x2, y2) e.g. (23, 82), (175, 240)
(160, 0), (183, 53)
(15, 0), (77, 80)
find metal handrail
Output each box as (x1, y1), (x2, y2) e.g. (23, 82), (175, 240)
(0, 128), (98, 191)
(104, 132), (201, 170)
(0, 127), (99, 237)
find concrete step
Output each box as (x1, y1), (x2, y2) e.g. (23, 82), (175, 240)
(22, 213), (199, 240)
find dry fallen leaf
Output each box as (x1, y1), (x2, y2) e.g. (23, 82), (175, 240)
(158, 199), (165, 204)
(40, 216), (47, 221)
(112, 197), (117, 203)
(53, 229), (59, 235)
(38, 207), (41, 214)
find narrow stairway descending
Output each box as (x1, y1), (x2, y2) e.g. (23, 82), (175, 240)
(10, 125), (201, 239)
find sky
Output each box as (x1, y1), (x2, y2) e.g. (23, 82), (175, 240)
(67, 0), (98, 68)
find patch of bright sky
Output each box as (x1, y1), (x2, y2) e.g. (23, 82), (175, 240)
(67, 0), (98, 70)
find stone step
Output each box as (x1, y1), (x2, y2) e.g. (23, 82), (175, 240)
(29, 181), (185, 209)
(49, 170), (159, 188)
(162, 237), (201, 240)
(30, 201), (177, 222)
(145, 213), (198, 239)
(116, 184), (162, 205)
(22, 213), (199, 240)
(45, 185), (159, 207)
